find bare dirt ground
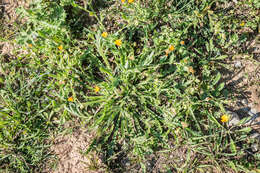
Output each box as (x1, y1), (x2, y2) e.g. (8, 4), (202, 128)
(43, 122), (106, 173)
(223, 32), (260, 132)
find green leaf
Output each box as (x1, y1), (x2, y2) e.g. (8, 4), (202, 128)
(99, 66), (113, 77)
(142, 51), (154, 66)
(237, 127), (252, 133)
(208, 113), (222, 128)
(95, 112), (108, 126)
(214, 55), (228, 60)
(216, 82), (225, 91)
(230, 138), (237, 154)
(212, 72), (221, 86)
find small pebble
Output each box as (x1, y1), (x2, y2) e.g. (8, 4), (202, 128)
(251, 143), (258, 152)
(125, 162), (130, 167)
(234, 61), (242, 68)
(227, 111), (240, 126)
(250, 108), (258, 114)
(250, 133), (260, 140)
(241, 99), (248, 105)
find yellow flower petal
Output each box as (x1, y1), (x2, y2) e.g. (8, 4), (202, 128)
(221, 114), (229, 123)
(115, 39), (122, 46)
(240, 21), (245, 27)
(128, 0), (134, 3)
(94, 86), (100, 93)
(68, 97), (74, 102)
(188, 66), (195, 74)
(169, 45), (175, 51)
(101, 32), (108, 38)
(180, 41), (185, 45)
(58, 45), (63, 50)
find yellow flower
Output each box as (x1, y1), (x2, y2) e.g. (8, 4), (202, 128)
(59, 81), (65, 85)
(128, 0), (134, 3)
(115, 39), (122, 46)
(129, 55), (135, 60)
(181, 122), (188, 128)
(240, 21), (245, 27)
(205, 97), (212, 101)
(94, 86), (100, 93)
(101, 32), (108, 38)
(188, 66), (195, 74)
(121, 0), (125, 3)
(89, 12), (94, 16)
(169, 45), (175, 51)
(221, 114), (229, 123)
(58, 45), (63, 50)
(28, 44), (33, 48)
(180, 41), (185, 45)
(68, 97), (74, 102)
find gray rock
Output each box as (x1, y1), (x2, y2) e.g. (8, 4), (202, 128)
(250, 133), (260, 141)
(251, 143), (258, 152)
(227, 111), (240, 126)
(241, 99), (248, 105)
(125, 162), (130, 167)
(245, 110), (259, 125)
(250, 108), (258, 114)
(234, 61), (242, 68)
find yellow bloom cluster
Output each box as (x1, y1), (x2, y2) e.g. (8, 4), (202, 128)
(102, 32), (108, 38)
(58, 45), (63, 50)
(221, 114), (229, 123)
(94, 86), (100, 93)
(68, 97), (74, 102)
(115, 39), (122, 46)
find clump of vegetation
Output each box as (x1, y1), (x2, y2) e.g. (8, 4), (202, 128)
(0, 0), (259, 172)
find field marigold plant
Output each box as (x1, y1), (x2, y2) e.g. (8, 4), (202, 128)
(4, 0), (259, 172)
